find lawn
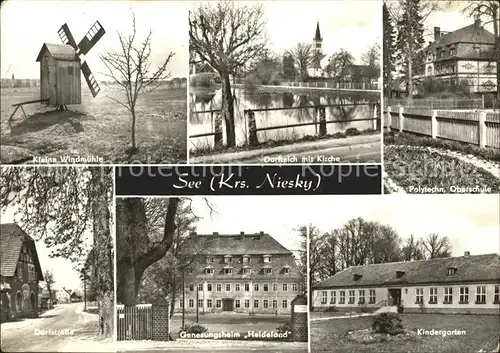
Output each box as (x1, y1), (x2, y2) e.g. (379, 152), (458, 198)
(170, 313), (290, 341)
(385, 145), (500, 193)
(311, 314), (500, 353)
(0, 85), (186, 164)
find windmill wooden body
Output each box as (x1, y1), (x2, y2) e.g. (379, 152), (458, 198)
(9, 21), (106, 120)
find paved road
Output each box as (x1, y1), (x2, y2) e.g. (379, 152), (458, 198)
(192, 134), (381, 164)
(0, 302), (100, 352)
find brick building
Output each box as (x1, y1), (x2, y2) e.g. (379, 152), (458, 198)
(423, 18), (497, 93)
(0, 224), (44, 322)
(177, 232), (301, 315)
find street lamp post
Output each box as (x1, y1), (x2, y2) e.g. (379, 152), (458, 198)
(181, 268), (185, 329)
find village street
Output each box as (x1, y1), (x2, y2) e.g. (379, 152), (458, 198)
(0, 302), (107, 352)
(191, 134), (381, 164)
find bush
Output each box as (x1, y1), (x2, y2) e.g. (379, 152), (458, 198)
(397, 304), (404, 314)
(190, 73), (217, 87)
(325, 306), (339, 312)
(275, 323), (292, 335)
(372, 313), (404, 335)
(345, 128), (361, 136)
(358, 303), (370, 313)
(180, 324), (208, 334)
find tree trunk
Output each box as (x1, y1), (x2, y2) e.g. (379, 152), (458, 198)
(131, 108), (137, 150)
(90, 167), (114, 338)
(222, 73), (236, 147)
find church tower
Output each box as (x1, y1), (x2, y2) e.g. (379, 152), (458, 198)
(310, 21), (326, 77)
(313, 21), (323, 55)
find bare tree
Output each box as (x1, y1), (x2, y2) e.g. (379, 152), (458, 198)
(325, 49), (354, 82)
(43, 270), (55, 308)
(286, 43), (314, 81)
(422, 233), (452, 259)
(401, 234), (425, 261)
(100, 13), (175, 152)
(189, 0), (267, 147)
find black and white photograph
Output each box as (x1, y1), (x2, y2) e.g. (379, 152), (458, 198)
(308, 194), (500, 353)
(189, 0), (382, 164)
(0, 166), (115, 352)
(115, 196), (308, 352)
(383, 0), (499, 194)
(0, 1), (188, 165)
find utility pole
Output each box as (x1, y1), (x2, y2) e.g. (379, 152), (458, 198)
(196, 286), (199, 324)
(182, 269), (185, 329)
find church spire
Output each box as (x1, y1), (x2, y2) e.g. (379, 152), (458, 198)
(314, 21), (322, 41)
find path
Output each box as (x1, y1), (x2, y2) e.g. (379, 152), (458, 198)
(191, 134), (381, 164)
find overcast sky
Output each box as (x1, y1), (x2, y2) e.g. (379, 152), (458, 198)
(0, 1), (188, 80)
(2, 206), (92, 291)
(306, 194), (499, 257)
(192, 0), (380, 65)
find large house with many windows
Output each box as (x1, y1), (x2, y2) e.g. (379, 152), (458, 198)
(0, 224), (44, 322)
(177, 231), (301, 314)
(312, 252), (500, 314)
(423, 18), (497, 93)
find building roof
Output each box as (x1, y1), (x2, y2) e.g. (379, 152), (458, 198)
(185, 232), (293, 256)
(36, 43), (77, 62)
(313, 253), (500, 289)
(314, 21), (322, 41)
(0, 223), (44, 281)
(435, 23), (495, 48)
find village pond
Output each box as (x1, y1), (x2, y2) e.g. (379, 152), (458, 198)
(189, 86), (380, 151)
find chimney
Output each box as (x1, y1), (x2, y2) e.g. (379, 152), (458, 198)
(434, 27), (441, 41)
(474, 17), (481, 29)
(240, 231), (245, 235)
(259, 231), (264, 235)
(212, 232), (219, 236)
(464, 251), (470, 257)
(190, 231), (197, 236)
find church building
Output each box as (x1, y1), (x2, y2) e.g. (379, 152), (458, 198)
(308, 21), (327, 78)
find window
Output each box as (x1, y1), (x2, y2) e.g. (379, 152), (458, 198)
(263, 284), (269, 292)
(188, 299), (194, 308)
(205, 268), (214, 274)
(476, 286), (486, 304)
(415, 288), (423, 304)
(330, 291), (336, 304)
(494, 286), (500, 303)
(198, 299), (203, 308)
(224, 256), (233, 264)
(263, 255), (272, 263)
(272, 300), (277, 309)
(242, 256), (250, 263)
(369, 289), (375, 304)
(189, 284), (194, 291)
(216, 284), (222, 292)
(216, 300), (222, 308)
(283, 284), (288, 292)
(429, 288), (438, 304)
(340, 291), (345, 304)
(198, 284), (203, 292)
(235, 300), (240, 308)
(263, 268), (272, 274)
(235, 284), (240, 292)
(242, 268), (251, 274)
(459, 287), (469, 303)
(207, 284), (212, 292)
(225, 283), (231, 292)
(244, 283), (250, 292)
(273, 283), (278, 292)
(282, 300), (288, 309)
(224, 268), (233, 275)
(293, 283), (298, 292)
(207, 299), (213, 308)
(179, 299), (183, 308)
(28, 264), (36, 282)
(206, 256), (214, 264)
(254, 284), (259, 292)
(254, 300), (259, 308)
(16, 264), (22, 281)
(321, 291), (327, 304)
(283, 268), (290, 275)
(263, 300), (269, 308)
(447, 268), (457, 276)
(444, 287), (453, 303)
(359, 290), (365, 304)
(348, 290), (355, 304)
(244, 299), (250, 308)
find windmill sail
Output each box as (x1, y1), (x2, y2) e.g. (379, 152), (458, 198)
(78, 21), (106, 55)
(58, 24), (78, 51)
(80, 61), (100, 97)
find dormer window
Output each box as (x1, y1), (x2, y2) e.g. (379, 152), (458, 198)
(224, 255), (233, 264)
(353, 274), (362, 281)
(263, 266), (272, 274)
(396, 271), (405, 278)
(263, 255), (272, 263)
(447, 267), (457, 276)
(283, 265), (291, 275)
(206, 256), (214, 264)
(205, 266), (214, 274)
(223, 266), (233, 275)
(242, 255), (251, 264)
(242, 266), (252, 274)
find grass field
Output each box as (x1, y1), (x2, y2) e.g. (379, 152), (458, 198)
(0, 85), (186, 163)
(311, 314), (500, 353)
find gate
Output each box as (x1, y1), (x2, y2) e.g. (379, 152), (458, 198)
(116, 304), (153, 340)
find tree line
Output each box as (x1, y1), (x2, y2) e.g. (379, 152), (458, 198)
(308, 217), (453, 287)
